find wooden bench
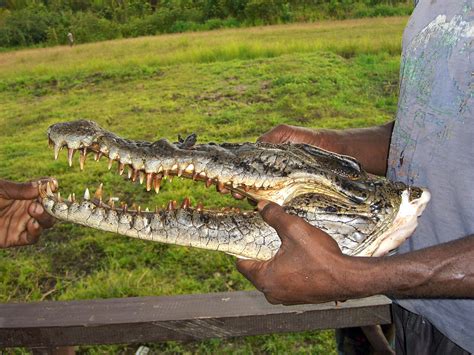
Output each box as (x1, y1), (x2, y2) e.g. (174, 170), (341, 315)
(0, 291), (391, 349)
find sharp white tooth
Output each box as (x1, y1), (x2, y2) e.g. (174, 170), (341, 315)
(68, 148), (75, 167)
(157, 165), (163, 173)
(171, 164), (178, 172)
(84, 188), (90, 201)
(72, 193), (76, 202)
(146, 173), (153, 191)
(57, 191), (62, 202)
(139, 171), (145, 184)
(118, 162), (125, 175)
(145, 207), (150, 212)
(79, 151), (87, 171)
(54, 144), (62, 160)
(154, 177), (161, 193)
(67, 194), (72, 202)
(127, 166), (133, 179)
(185, 164), (195, 173)
(46, 181), (54, 196)
(108, 158), (114, 170)
(94, 183), (103, 199)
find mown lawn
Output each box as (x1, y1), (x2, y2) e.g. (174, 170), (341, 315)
(0, 17), (407, 353)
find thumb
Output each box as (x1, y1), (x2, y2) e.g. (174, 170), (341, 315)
(0, 178), (57, 200)
(236, 258), (265, 285)
(257, 200), (300, 242)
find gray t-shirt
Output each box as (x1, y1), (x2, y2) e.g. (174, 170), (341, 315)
(387, 0), (473, 351)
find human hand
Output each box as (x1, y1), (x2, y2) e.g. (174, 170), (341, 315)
(259, 122), (394, 176)
(258, 124), (345, 154)
(0, 178), (57, 248)
(237, 200), (360, 305)
(258, 124), (322, 145)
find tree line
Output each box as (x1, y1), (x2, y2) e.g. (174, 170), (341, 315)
(0, 0), (413, 48)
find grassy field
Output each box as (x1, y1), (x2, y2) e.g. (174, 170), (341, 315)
(0, 16), (407, 353)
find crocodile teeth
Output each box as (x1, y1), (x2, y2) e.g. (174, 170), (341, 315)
(79, 149), (87, 171)
(167, 200), (177, 211)
(118, 162), (125, 176)
(94, 183), (103, 200)
(54, 144), (62, 160)
(181, 197), (191, 209)
(46, 181), (54, 196)
(132, 169), (138, 182)
(83, 188), (91, 200)
(185, 164), (194, 174)
(139, 171), (145, 185)
(107, 158), (114, 170)
(154, 176), (161, 193)
(68, 148), (75, 167)
(146, 173), (153, 191)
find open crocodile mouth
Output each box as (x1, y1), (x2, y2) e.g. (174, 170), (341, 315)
(40, 120), (431, 260)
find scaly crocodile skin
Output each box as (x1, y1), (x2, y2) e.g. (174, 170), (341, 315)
(40, 120), (431, 260)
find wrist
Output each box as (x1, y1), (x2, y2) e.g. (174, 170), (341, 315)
(336, 255), (396, 298)
(344, 254), (435, 298)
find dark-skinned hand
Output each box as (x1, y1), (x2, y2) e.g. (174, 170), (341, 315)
(0, 178), (57, 248)
(237, 200), (356, 305)
(258, 124), (328, 147)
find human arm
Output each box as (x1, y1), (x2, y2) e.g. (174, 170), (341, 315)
(259, 122), (394, 176)
(0, 178), (57, 248)
(237, 201), (474, 304)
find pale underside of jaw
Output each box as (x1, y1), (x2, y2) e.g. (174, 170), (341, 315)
(364, 189), (431, 257)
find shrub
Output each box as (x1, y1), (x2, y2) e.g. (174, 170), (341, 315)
(244, 0), (290, 24)
(70, 12), (121, 43)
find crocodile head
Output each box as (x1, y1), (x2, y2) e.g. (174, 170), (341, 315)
(41, 120), (430, 260)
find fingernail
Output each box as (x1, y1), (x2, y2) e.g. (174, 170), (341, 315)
(257, 200), (270, 211)
(50, 178), (58, 192)
(34, 204), (44, 214)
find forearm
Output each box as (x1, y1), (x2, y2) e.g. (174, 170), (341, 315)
(346, 236), (474, 299)
(269, 122), (394, 175)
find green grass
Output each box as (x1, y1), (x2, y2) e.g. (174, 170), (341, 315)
(0, 17), (406, 353)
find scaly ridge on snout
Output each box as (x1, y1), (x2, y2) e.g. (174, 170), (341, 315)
(42, 120), (431, 259)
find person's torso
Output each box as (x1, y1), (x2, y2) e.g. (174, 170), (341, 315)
(387, 0), (473, 351)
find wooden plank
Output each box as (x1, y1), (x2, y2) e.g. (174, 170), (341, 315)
(0, 291), (392, 347)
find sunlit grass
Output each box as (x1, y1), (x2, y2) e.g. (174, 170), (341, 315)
(0, 17), (406, 84)
(0, 17), (404, 353)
